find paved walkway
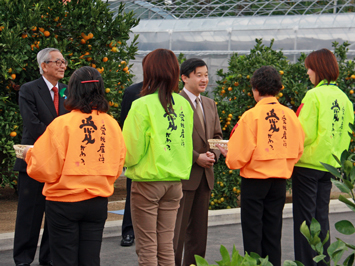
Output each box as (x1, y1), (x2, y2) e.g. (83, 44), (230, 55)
(0, 200), (354, 265)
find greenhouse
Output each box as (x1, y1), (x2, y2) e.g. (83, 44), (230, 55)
(109, 0), (355, 88)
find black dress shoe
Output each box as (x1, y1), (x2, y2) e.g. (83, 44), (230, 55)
(120, 235), (134, 246)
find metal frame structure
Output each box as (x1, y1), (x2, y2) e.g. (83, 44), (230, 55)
(109, 0), (355, 20)
(107, 1), (355, 89)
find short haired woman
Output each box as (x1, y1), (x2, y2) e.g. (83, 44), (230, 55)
(292, 49), (354, 265)
(218, 66), (305, 266)
(122, 49), (194, 266)
(23, 66), (126, 266)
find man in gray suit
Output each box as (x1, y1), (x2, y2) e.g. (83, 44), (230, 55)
(174, 58), (223, 266)
(13, 48), (68, 266)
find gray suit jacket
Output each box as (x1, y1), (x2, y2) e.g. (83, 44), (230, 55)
(180, 90), (223, 191)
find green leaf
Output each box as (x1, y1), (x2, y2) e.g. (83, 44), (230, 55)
(216, 245), (230, 265)
(331, 180), (351, 193)
(322, 231), (330, 246)
(300, 221), (311, 242)
(332, 154), (342, 165)
(335, 220), (355, 235)
(194, 255), (211, 266)
(328, 240), (347, 264)
(339, 195), (355, 212)
(310, 218), (321, 236)
(343, 253), (354, 266)
(283, 261), (300, 266)
(313, 254), (326, 263)
(320, 162), (341, 178)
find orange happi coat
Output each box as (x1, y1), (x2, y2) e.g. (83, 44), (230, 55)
(226, 97), (304, 179)
(26, 110), (126, 202)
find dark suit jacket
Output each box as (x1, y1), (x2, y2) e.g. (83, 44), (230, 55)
(13, 76), (68, 172)
(120, 82), (143, 128)
(180, 90), (223, 191)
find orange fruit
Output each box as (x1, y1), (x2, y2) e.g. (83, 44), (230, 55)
(278, 92), (283, 97)
(53, 17), (59, 22)
(0, 26), (4, 31)
(8, 68), (12, 73)
(123, 66), (129, 72)
(121, 60), (126, 65)
(84, 51), (90, 55)
(91, 63), (96, 68)
(54, 35), (58, 39)
(87, 33), (93, 39)
(221, 90), (225, 94)
(279, 70), (284, 75)
(246, 75), (250, 79)
(10, 131), (17, 137)
(21, 34), (28, 38)
(228, 87), (232, 91)
(11, 74), (16, 80)
(44, 31), (50, 37)
(351, 75), (355, 79)
(111, 47), (118, 53)
(234, 82), (239, 86)
(350, 90), (354, 94)
(114, 103), (118, 108)
(86, 57), (92, 62)
(39, 27), (45, 32)
(102, 57), (108, 62)
(80, 39), (86, 44)
(105, 88), (110, 93)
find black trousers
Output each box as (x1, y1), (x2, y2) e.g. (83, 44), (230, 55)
(45, 197), (108, 266)
(241, 177), (286, 266)
(292, 166), (332, 266)
(13, 171), (50, 265)
(122, 177), (134, 237)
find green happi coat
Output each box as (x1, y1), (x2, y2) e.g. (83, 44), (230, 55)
(123, 91), (194, 182)
(296, 80), (354, 171)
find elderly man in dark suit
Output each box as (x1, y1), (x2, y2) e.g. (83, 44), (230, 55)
(13, 48), (68, 266)
(119, 81), (143, 247)
(174, 58), (223, 266)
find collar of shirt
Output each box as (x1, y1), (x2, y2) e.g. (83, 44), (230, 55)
(42, 76), (59, 101)
(183, 87), (201, 109)
(256, 96), (279, 106)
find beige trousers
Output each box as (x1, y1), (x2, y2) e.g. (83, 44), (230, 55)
(131, 181), (182, 266)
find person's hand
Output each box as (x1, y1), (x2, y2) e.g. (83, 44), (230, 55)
(22, 146), (31, 159)
(206, 151), (215, 160)
(196, 153), (215, 168)
(216, 144), (228, 157)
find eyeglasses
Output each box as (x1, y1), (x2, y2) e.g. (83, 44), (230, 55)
(45, 59), (68, 67)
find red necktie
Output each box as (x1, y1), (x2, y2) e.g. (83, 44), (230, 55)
(52, 86), (59, 115)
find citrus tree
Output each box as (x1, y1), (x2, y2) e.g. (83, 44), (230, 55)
(210, 39), (355, 210)
(0, 0), (139, 188)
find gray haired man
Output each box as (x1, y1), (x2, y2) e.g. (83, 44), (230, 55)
(13, 48), (68, 266)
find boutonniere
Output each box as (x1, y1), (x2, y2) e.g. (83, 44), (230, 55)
(59, 88), (67, 99)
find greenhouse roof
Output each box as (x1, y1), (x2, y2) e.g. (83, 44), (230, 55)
(108, 0), (355, 20)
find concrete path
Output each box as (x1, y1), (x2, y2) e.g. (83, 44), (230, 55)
(0, 200), (354, 265)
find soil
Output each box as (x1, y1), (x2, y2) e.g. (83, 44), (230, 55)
(0, 176), (128, 234)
